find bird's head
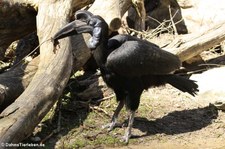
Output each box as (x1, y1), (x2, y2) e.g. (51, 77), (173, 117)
(53, 10), (108, 49)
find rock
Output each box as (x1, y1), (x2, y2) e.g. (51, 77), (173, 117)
(190, 67), (225, 111)
(191, 67), (225, 93)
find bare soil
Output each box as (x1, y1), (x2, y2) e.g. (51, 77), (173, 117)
(122, 86), (225, 149)
(25, 75), (225, 149)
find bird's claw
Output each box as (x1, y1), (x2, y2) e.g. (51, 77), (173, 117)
(120, 134), (131, 144)
(102, 122), (123, 132)
(102, 122), (117, 132)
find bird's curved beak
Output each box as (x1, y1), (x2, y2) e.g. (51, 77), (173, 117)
(52, 19), (93, 43)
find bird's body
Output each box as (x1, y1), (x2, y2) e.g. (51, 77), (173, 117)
(53, 10), (198, 143)
(94, 34), (175, 105)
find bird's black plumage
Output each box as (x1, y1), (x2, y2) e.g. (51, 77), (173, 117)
(53, 10), (198, 143)
(106, 35), (181, 76)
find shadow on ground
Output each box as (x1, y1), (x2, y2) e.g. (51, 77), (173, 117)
(132, 105), (218, 138)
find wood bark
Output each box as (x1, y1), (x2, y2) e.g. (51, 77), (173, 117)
(0, 0), (131, 110)
(89, 0), (121, 31)
(119, 0), (133, 17)
(0, 57), (39, 112)
(2, 20), (224, 112)
(0, 0), (74, 144)
(130, 0), (146, 31)
(0, 0), (93, 60)
(165, 21), (225, 62)
(0, 0), (131, 145)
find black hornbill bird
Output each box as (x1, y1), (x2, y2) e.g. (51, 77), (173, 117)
(52, 10), (198, 143)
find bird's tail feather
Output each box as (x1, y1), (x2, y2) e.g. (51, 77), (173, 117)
(162, 75), (199, 96)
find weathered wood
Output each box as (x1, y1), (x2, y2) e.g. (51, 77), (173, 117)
(0, 0), (94, 109)
(165, 21), (225, 62)
(0, 0), (93, 60)
(0, 0), (37, 60)
(0, 0), (74, 144)
(0, 0), (130, 110)
(119, 0), (132, 16)
(13, 32), (39, 65)
(0, 0), (133, 144)
(0, 0), (134, 110)
(0, 57), (39, 112)
(0, 34), (91, 112)
(0, 32), (39, 111)
(130, 0), (146, 31)
(89, 0), (121, 31)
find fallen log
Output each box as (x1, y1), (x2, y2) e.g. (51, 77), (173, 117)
(0, 57), (39, 112)
(0, 0), (93, 61)
(165, 21), (225, 62)
(0, 0), (132, 109)
(0, 0), (129, 145)
(0, 0), (74, 144)
(88, 0), (121, 31)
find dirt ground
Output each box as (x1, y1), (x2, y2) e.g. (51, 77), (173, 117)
(121, 86), (225, 149)
(27, 76), (225, 149)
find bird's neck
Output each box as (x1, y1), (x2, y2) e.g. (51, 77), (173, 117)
(92, 39), (108, 67)
(91, 22), (109, 68)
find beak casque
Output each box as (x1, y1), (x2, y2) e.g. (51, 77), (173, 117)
(52, 19), (93, 43)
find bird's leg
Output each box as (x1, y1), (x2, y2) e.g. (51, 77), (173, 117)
(121, 110), (135, 143)
(102, 100), (125, 131)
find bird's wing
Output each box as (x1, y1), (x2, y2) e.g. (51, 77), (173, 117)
(106, 40), (181, 77)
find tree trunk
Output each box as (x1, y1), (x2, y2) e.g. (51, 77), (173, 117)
(0, 0), (74, 144)
(0, 0), (93, 60)
(0, 0), (131, 144)
(0, 57), (39, 112)
(0, 0), (132, 110)
(165, 21), (225, 62)
(119, 0), (133, 17)
(130, 0), (146, 31)
(89, 0), (121, 31)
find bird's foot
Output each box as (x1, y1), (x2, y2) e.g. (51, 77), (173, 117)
(102, 121), (120, 131)
(120, 132), (132, 144)
(102, 120), (123, 131)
